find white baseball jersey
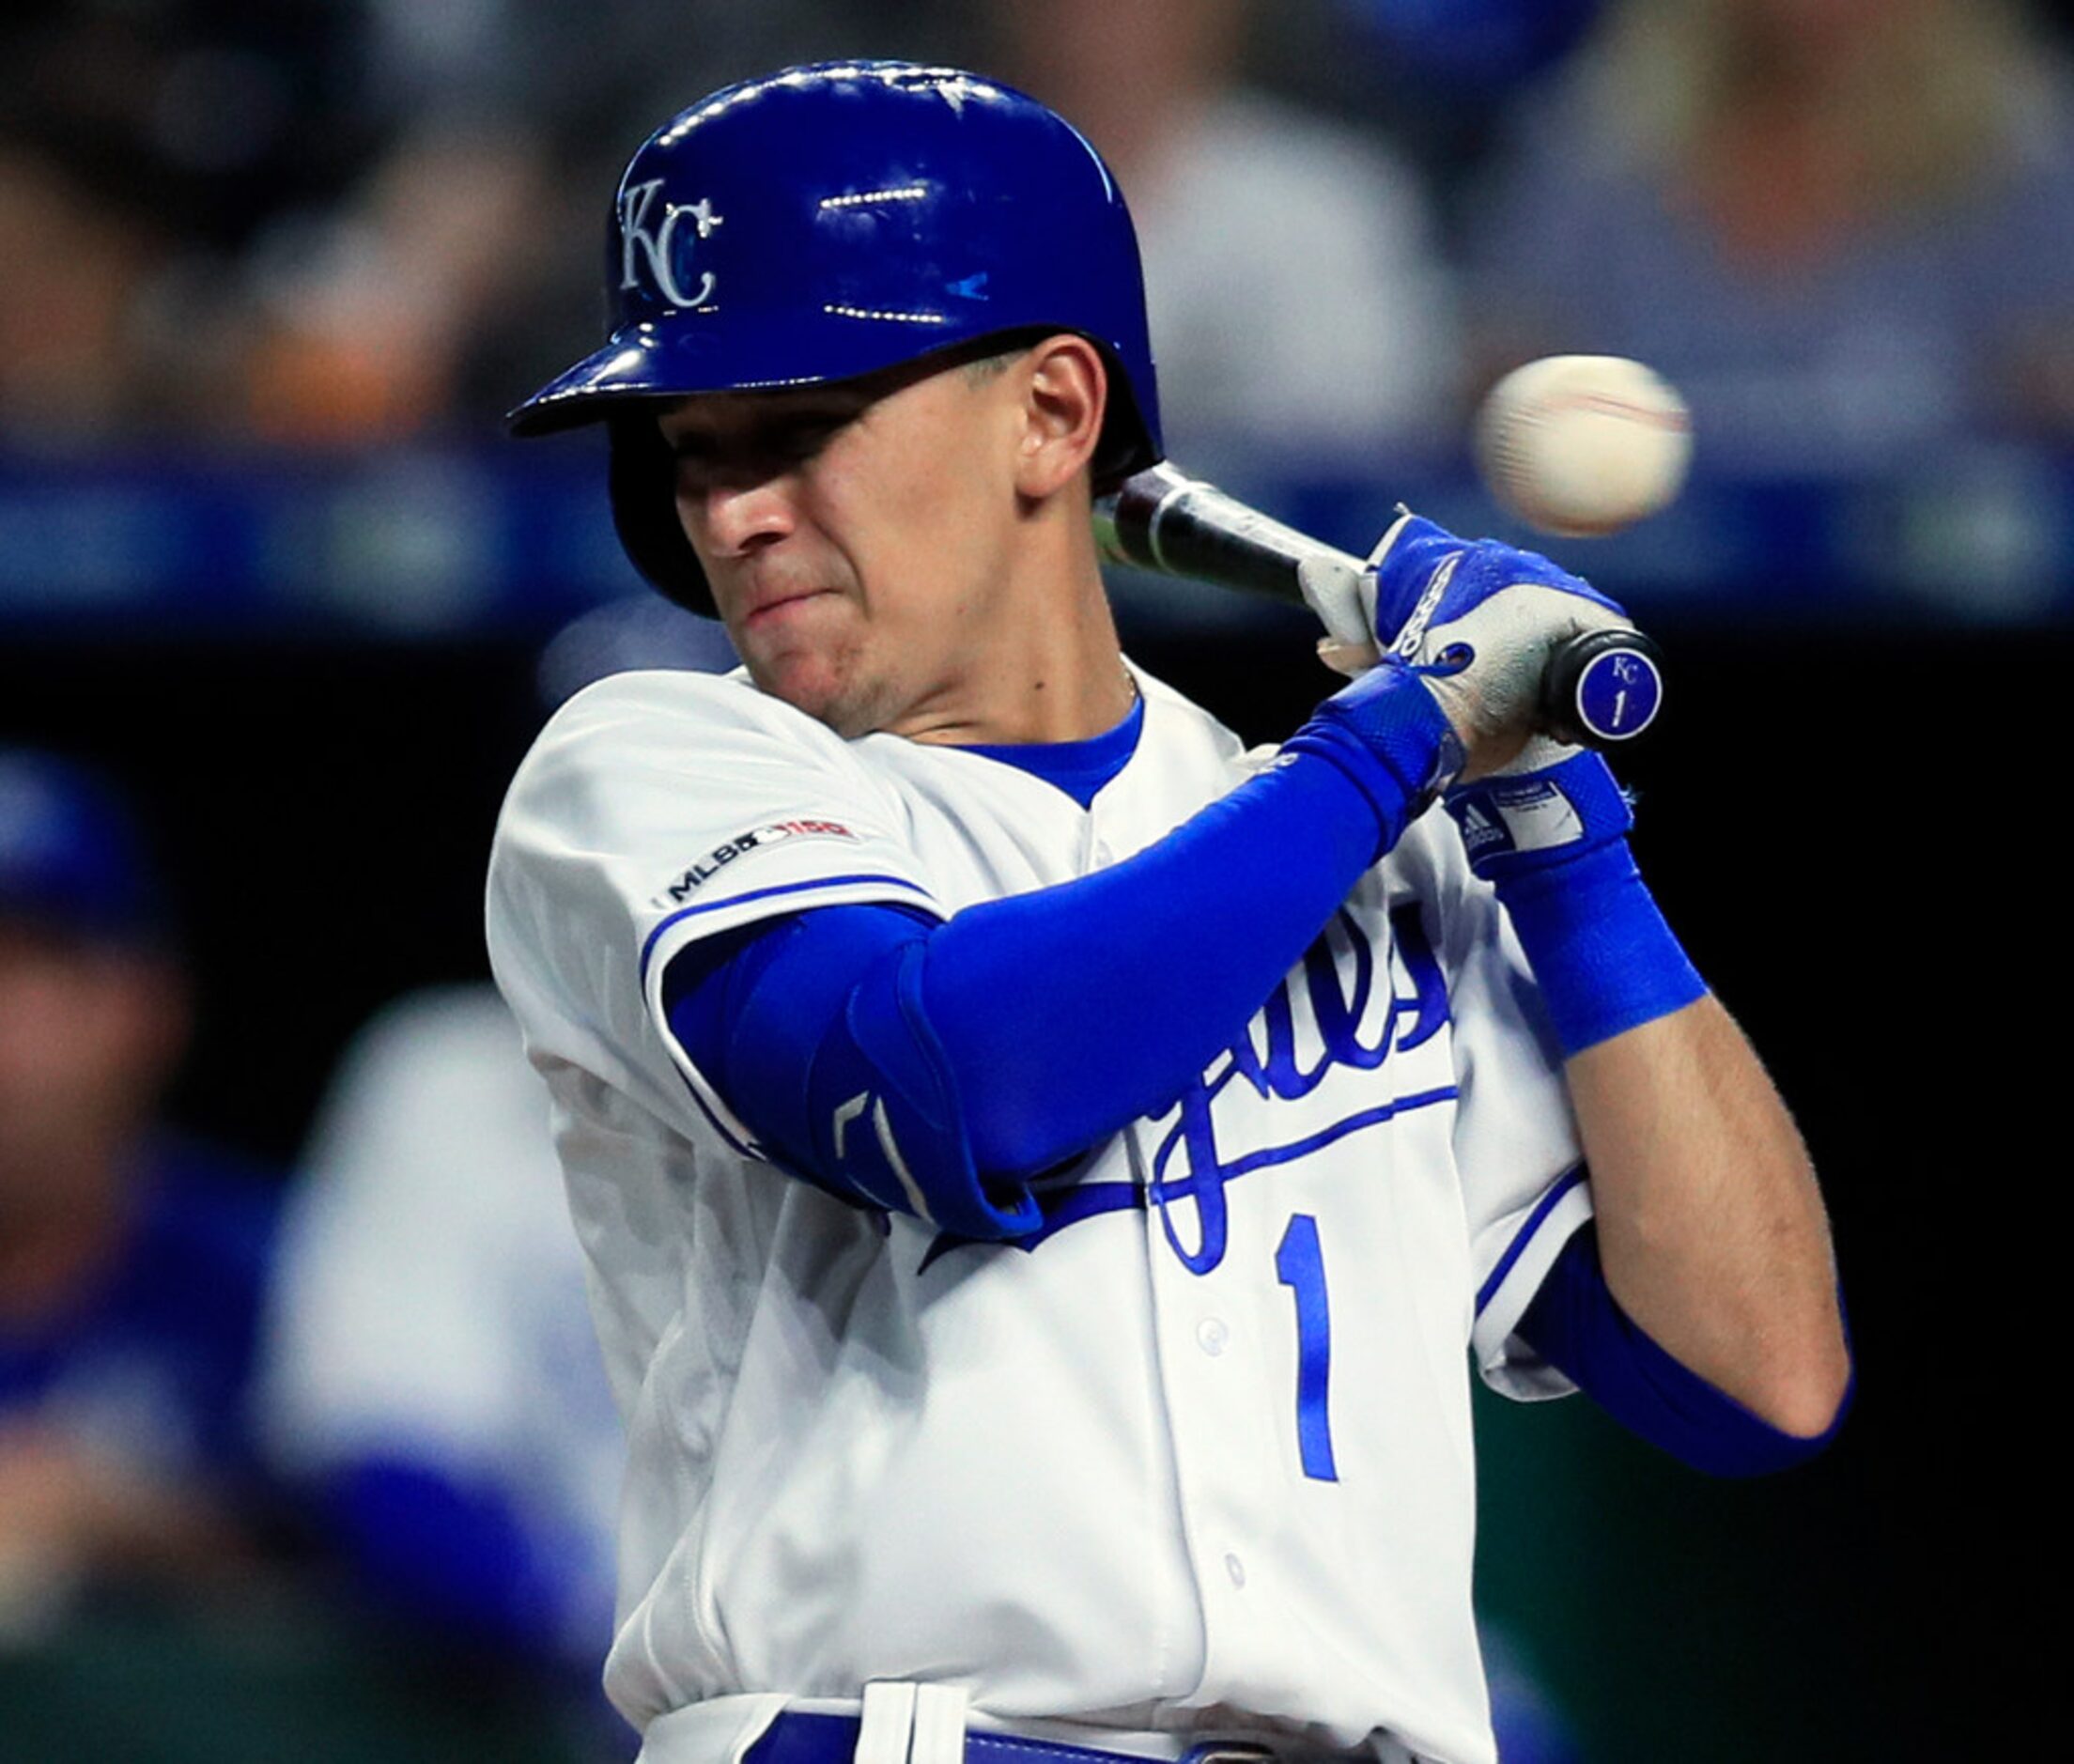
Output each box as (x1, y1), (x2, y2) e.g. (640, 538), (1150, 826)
(486, 663), (1593, 1764)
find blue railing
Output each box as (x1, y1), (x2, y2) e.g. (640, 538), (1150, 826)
(5, 441), (2069, 637)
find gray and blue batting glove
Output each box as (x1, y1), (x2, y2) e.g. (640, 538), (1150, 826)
(1303, 513), (1633, 766)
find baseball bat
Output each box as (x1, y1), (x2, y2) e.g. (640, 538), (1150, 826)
(1091, 462), (1664, 749)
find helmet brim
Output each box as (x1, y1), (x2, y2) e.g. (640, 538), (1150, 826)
(509, 315), (1003, 439)
(507, 329), (696, 437)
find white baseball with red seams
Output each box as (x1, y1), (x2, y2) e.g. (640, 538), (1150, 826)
(1475, 356), (1693, 537)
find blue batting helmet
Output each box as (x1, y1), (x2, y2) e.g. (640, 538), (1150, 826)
(507, 61), (1164, 617)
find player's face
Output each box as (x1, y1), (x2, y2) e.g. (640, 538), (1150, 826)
(661, 356), (1030, 738)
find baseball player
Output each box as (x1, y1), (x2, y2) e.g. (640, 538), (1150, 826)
(488, 61), (1850, 1764)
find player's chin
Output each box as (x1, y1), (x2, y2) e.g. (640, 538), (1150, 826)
(742, 642), (879, 737)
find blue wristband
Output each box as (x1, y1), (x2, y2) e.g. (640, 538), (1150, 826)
(1447, 753), (1705, 1056)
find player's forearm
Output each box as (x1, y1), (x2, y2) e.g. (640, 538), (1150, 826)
(1564, 998), (1850, 1436)
(1447, 749), (1850, 1436)
(911, 665), (1463, 1176)
(1443, 746), (1850, 1434)
(925, 753), (1422, 1173)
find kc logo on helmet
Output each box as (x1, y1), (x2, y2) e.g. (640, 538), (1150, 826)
(620, 181), (725, 310)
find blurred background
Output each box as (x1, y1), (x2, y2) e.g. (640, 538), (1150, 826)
(2, 0), (2053, 1757)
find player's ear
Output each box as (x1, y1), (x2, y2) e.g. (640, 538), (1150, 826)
(1014, 334), (1107, 500)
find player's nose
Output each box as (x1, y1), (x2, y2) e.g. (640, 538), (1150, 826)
(686, 471), (800, 560)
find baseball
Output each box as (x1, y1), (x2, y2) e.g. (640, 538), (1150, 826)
(1476, 354), (1693, 537)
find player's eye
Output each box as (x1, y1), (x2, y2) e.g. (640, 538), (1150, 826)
(776, 405), (864, 457)
(775, 421), (837, 461)
(668, 410), (849, 486)
(668, 438), (722, 497)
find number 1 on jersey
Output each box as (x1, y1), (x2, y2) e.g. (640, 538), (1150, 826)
(1275, 1213), (1339, 1482)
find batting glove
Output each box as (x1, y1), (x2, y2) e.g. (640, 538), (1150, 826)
(1299, 513), (1632, 777)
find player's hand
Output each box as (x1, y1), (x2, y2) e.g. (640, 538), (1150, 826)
(1305, 514), (1632, 781)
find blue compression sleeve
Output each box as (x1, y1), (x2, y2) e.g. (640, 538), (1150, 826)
(1517, 1223), (1850, 1476)
(666, 734), (1433, 1236)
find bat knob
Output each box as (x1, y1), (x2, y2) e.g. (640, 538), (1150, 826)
(1541, 628), (1664, 748)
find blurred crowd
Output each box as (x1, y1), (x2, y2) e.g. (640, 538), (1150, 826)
(0, 752), (268, 1622)
(6, 0), (2073, 470)
(0, 742), (633, 1758)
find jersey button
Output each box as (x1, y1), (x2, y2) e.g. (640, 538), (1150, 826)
(1197, 1318), (1229, 1356)
(1223, 1553), (1246, 1588)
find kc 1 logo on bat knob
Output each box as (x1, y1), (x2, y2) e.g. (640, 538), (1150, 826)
(1571, 640), (1664, 743)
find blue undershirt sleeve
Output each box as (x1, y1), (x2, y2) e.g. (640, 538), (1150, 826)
(663, 748), (1393, 1238)
(1516, 1222), (1851, 1476)
(664, 904), (949, 1205)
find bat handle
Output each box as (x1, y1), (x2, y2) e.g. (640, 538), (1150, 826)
(1540, 628), (1665, 748)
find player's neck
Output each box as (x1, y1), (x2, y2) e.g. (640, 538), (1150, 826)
(897, 611), (1132, 747)
(897, 522), (1132, 749)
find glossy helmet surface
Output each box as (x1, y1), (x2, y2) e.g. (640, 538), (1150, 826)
(507, 60), (1164, 616)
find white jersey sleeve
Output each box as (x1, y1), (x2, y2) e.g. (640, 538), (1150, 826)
(1388, 809), (1595, 1401)
(488, 669), (945, 1153)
